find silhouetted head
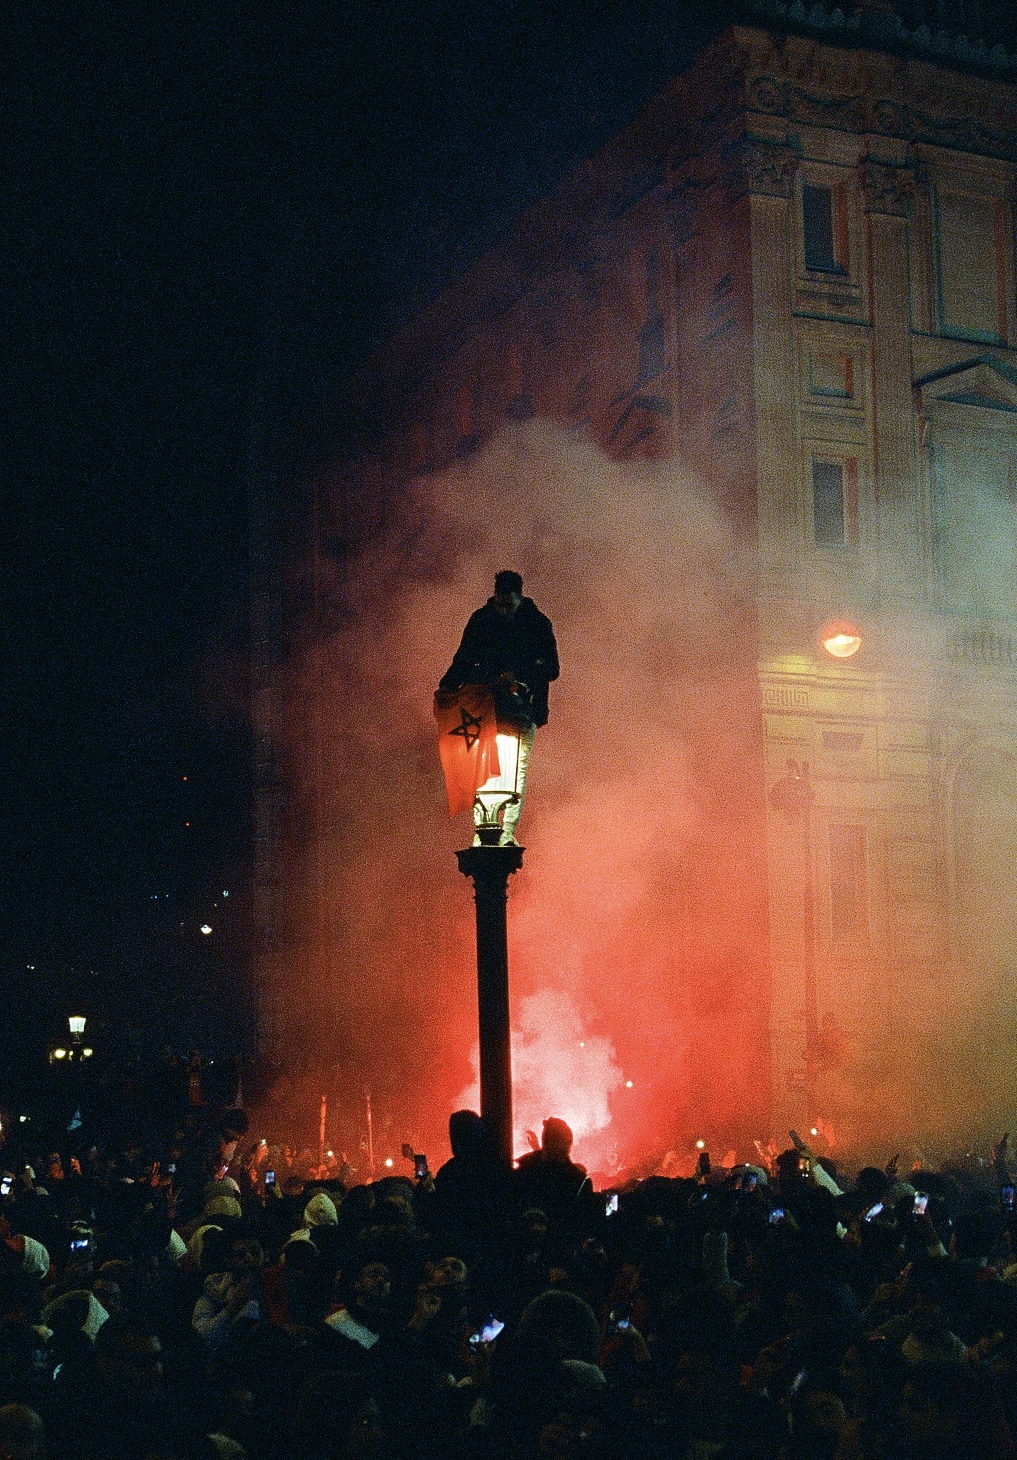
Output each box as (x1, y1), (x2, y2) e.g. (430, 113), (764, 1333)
(448, 1109), (485, 1159)
(542, 1118), (574, 1160)
(494, 570), (523, 596)
(493, 570), (523, 616)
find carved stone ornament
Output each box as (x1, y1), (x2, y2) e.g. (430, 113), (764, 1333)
(860, 159), (914, 218)
(725, 136), (798, 201)
(749, 73), (1017, 163)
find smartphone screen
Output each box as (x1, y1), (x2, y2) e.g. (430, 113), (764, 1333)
(864, 1202), (884, 1222)
(769, 1207), (785, 1224)
(605, 1193), (619, 1216)
(265, 1170), (276, 1185)
(1002, 1186), (1015, 1210)
(414, 1155), (428, 1180)
(914, 1194), (929, 1215)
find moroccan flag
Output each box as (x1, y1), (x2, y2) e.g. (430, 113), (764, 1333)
(434, 685), (501, 816)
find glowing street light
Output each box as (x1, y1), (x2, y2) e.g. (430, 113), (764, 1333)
(51, 1015), (94, 1065)
(820, 621), (863, 659)
(473, 728), (526, 846)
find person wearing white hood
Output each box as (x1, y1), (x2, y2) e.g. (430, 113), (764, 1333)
(290, 1189), (342, 1275)
(0, 1216), (48, 1281)
(291, 1189), (339, 1238)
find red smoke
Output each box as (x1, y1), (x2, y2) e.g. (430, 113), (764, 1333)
(262, 421), (772, 1172)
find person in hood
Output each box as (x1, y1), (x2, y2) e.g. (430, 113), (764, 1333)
(291, 1190), (341, 1278)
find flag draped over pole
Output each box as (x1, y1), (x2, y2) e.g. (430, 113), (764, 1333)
(434, 685), (501, 816)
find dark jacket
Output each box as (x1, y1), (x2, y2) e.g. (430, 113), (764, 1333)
(438, 596), (559, 726)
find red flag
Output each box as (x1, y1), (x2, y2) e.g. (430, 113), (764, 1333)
(434, 685), (501, 816)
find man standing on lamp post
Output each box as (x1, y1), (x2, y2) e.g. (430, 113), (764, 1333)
(438, 571), (559, 846)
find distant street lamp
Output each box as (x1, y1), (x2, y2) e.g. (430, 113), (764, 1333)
(49, 1015), (94, 1066)
(820, 620), (863, 659)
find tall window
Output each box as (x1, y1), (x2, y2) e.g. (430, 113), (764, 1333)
(933, 443), (1017, 614)
(802, 184), (846, 274)
(812, 457), (857, 548)
(936, 189), (1003, 341)
(829, 825), (868, 940)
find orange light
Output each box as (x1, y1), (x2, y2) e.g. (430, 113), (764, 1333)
(820, 620), (862, 659)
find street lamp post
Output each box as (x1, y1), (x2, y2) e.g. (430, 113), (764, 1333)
(456, 842), (523, 1167)
(455, 720), (528, 1168)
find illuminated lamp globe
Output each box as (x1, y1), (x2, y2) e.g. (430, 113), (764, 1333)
(820, 621), (863, 659)
(474, 723), (525, 846)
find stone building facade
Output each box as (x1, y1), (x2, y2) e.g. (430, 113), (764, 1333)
(255, 5), (1017, 1150)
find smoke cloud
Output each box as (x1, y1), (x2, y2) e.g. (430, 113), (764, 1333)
(263, 417), (773, 1173)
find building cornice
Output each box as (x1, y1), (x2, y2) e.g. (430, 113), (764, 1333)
(739, 0), (1017, 80)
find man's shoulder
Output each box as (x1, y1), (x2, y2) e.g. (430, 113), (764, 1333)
(464, 602), (499, 630)
(518, 599), (554, 629)
(514, 1150), (545, 1173)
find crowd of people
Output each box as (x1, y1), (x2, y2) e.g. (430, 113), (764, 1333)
(2, 1099), (1017, 1459)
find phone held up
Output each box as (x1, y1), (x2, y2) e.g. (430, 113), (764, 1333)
(469, 1317), (505, 1348)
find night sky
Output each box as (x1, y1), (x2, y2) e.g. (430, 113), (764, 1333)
(1, 0), (728, 1069)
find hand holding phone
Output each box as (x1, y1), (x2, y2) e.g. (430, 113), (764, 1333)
(469, 1316), (505, 1347)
